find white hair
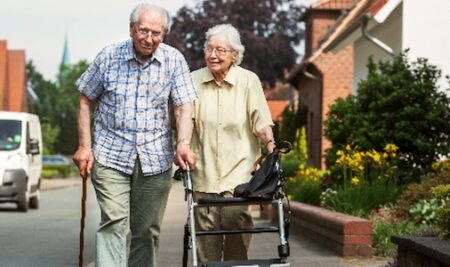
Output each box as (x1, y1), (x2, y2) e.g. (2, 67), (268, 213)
(129, 3), (171, 32)
(204, 24), (245, 66)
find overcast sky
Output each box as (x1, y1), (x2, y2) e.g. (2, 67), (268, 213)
(0, 0), (314, 81)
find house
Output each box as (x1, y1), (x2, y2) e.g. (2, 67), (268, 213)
(286, 0), (355, 168)
(323, 0), (450, 92)
(0, 40), (27, 112)
(287, 0), (450, 169)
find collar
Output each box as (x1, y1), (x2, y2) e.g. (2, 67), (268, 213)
(124, 39), (164, 64)
(202, 65), (238, 86)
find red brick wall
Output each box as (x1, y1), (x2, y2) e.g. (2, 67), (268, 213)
(7, 50), (27, 112)
(295, 0), (354, 169)
(0, 40), (27, 112)
(314, 46), (353, 167)
(304, 10), (342, 58)
(0, 40), (7, 110)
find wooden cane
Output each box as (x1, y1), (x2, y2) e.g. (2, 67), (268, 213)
(78, 172), (87, 267)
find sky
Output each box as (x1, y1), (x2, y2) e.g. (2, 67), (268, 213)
(0, 0), (315, 82)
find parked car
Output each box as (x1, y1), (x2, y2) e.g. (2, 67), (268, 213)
(42, 155), (70, 166)
(42, 155), (71, 178)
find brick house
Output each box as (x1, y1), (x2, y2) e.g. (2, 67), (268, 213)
(286, 0), (354, 168)
(0, 40), (27, 112)
(323, 0), (450, 92)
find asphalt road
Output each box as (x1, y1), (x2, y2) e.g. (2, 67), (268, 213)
(0, 183), (99, 267)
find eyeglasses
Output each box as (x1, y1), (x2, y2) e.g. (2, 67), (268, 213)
(204, 47), (234, 56)
(134, 26), (163, 39)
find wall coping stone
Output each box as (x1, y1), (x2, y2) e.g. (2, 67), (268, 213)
(391, 235), (450, 265)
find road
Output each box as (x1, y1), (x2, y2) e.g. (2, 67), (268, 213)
(0, 183), (99, 267)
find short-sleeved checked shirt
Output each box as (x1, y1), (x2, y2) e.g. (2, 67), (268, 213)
(76, 39), (197, 176)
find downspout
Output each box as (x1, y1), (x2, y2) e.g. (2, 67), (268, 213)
(303, 69), (317, 80)
(361, 14), (396, 57)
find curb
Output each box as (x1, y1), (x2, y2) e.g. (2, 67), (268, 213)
(40, 177), (82, 192)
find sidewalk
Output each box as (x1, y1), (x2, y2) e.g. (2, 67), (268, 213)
(159, 181), (391, 267)
(42, 178), (391, 267)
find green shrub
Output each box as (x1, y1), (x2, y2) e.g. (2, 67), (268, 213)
(409, 198), (438, 225)
(372, 219), (414, 256)
(42, 165), (71, 178)
(392, 169), (450, 220)
(281, 151), (301, 178)
(41, 169), (60, 179)
(372, 218), (431, 256)
(287, 176), (322, 205)
(324, 53), (450, 183)
(321, 178), (400, 218)
(286, 165), (327, 205)
(432, 184), (450, 237)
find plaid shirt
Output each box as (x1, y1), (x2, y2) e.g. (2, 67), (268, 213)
(76, 39), (197, 176)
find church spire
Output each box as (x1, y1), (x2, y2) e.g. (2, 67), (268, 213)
(61, 32), (70, 66)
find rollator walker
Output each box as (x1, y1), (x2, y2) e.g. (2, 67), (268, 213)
(174, 141), (292, 267)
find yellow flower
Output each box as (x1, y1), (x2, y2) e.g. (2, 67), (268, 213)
(367, 150), (382, 165)
(384, 144), (399, 153)
(345, 144), (352, 151)
(432, 161), (442, 171)
(351, 177), (360, 186)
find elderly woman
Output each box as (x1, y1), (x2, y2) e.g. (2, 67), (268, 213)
(190, 24), (276, 262)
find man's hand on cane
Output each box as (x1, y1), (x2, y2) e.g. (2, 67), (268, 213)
(73, 146), (94, 178)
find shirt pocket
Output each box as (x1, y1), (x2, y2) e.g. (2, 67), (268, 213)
(100, 81), (131, 131)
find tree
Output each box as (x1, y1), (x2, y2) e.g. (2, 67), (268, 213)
(27, 61), (60, 154)
(165, 0), (306, 86)
(324, 53), (450, 182)
(27, 60), (89, 155)
(53, 61), (89, 155)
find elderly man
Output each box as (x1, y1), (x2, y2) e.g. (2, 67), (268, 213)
(72, 3), (197, 267)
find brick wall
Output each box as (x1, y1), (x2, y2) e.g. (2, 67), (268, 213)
(288, 201), (373, 257)
(7, 50), (27, 112)
(313, 46), (353, 168)
(292, 0), (354, 169)
(305, 10), (342, 58)
(0, 40), (7, 110)
(0, 40), (27, 112)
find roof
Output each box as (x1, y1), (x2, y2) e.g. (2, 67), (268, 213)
(287, 0), (394, 81)
(312, 0), (355, 9)
(287, 0), (380, 83)
(267, 100), (290, 122)
(322, 0), (399, 53)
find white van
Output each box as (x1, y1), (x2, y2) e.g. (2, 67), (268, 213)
(0, 111), (42, 211)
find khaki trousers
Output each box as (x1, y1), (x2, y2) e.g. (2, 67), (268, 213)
(91, 159), (172, 267)
(193, 191), (253, 262)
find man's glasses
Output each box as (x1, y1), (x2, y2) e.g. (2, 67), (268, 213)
(204, 47), (234, 56)
(134, 26), (163, 39)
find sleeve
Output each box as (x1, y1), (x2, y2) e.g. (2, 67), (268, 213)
(170, 51), (198, 106)
(247, 71), (274, 135)
(75, 48), (107, 101)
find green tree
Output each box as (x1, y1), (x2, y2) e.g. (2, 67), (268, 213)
(27, 61), (60, 154)
(165, 0), (306, 86)
(27, 60), (89, 155)
(53, 61), (89, 155)
(324, 53), (450, 183)
(27, 61), (59, 121)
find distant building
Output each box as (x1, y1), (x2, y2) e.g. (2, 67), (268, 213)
(58, 33), (71, 84)
(288, 0), (450, 169)
(287, 0), (354, 168)
(0, 40), (27, 112)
